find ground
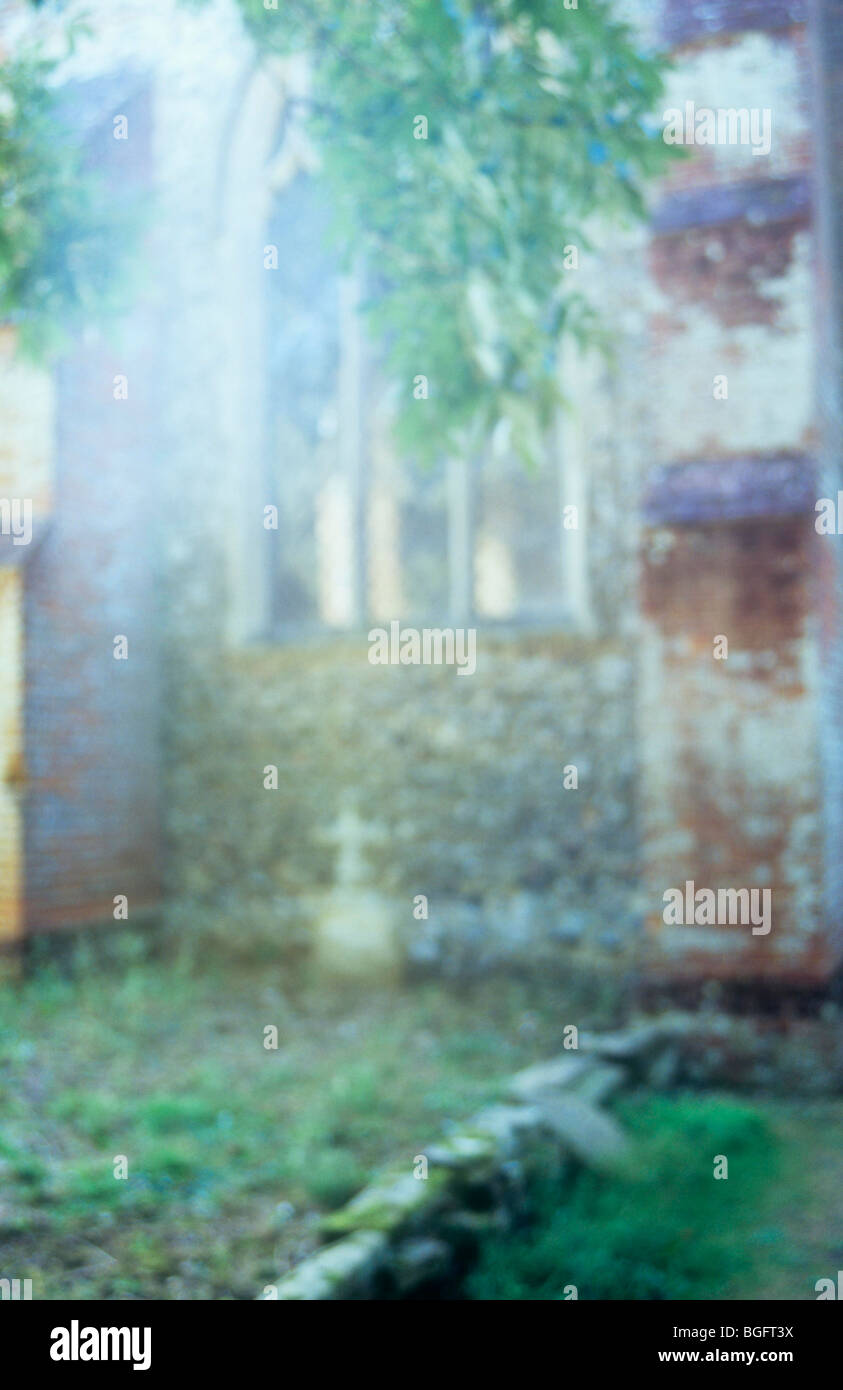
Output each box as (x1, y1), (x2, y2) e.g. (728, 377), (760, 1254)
(0, 948), (620, 1299)
(0, 947), (839, 1300)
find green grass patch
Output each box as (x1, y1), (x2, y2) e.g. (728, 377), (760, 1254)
(467, 1095), (784, 1301)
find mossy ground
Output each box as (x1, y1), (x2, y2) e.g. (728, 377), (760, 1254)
(0, 940), (619, 1299)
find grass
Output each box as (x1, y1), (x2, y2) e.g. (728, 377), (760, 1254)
(0, 942), (621, 1300)
(467, 1092), (843, 1301)
(2, 944), (839, 1301)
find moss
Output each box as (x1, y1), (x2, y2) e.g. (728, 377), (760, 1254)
(320, 1165), (452, 1236)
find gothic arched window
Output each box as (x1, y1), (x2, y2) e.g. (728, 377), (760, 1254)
(256, 116), (589, 637)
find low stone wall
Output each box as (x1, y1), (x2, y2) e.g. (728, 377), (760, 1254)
(263, 1017), (690, 1301)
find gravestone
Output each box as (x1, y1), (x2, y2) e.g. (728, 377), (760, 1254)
(311, 803), (401, 983)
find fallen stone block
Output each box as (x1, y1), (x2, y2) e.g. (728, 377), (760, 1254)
(506, 1055), (594, 1102)
(269, 1230), (388, 1301)
(579, 1017), (691, 1065)
(425, 1131), (501, 1171)
(571, 1061), (626, 1105)
(465, 1103), (545, 1156)
(320, 1165), (450, 1237)
(535, 1093), (628, 1169)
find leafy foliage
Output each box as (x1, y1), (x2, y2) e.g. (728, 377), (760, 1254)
(231, 0), (676, 464)
(0, 33), (134, 356)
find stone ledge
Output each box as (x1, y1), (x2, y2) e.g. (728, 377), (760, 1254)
(320, 1166), (451, 1238)
(270, 1230), (388, 1301)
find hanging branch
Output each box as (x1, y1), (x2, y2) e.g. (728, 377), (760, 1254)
(225, 0), (679, 466)
(0, 28), (137, 357)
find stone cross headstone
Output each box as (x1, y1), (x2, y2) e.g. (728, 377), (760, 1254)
(321, 804), (378, 890)
(311, 801), (400, 982)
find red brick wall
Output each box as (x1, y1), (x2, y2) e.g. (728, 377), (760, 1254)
(638, 1), (833, 988)
(22, 78), (162, 935)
